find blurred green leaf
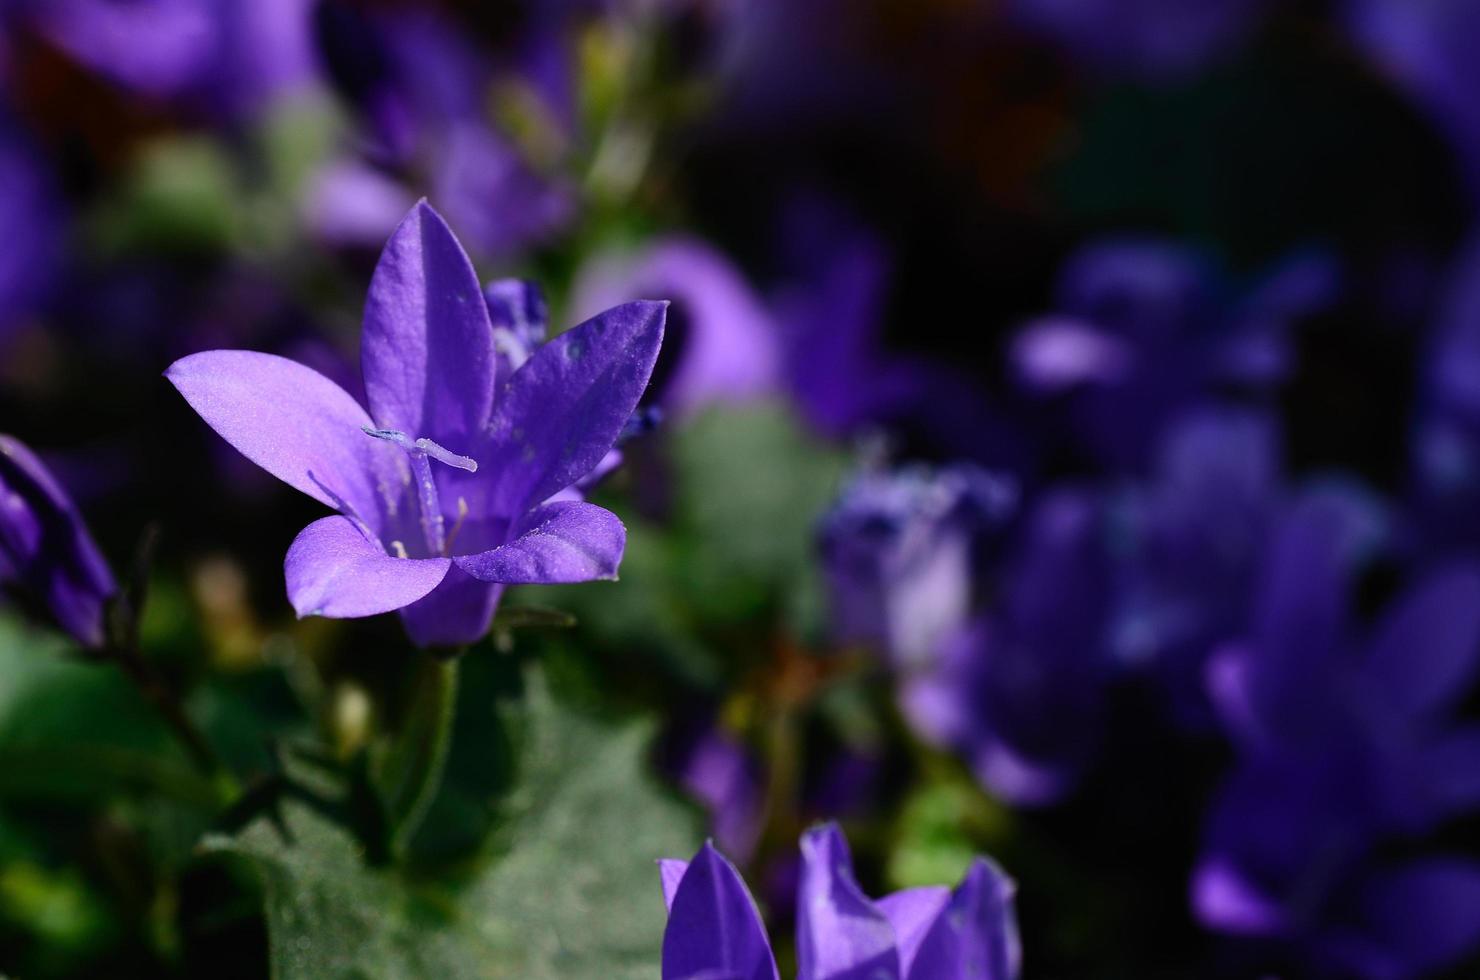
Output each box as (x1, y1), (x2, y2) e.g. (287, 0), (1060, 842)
(672, 402), (846, 584)
(91, 137), (241, 255)
(205, 670), (700, 979)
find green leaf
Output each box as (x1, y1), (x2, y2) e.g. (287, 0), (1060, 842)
(205, 671), (700, 979)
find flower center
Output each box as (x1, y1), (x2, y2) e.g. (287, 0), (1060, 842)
(362, 427), (477, 557)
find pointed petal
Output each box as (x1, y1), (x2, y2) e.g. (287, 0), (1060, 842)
(285, 516), (449, 619)
(397, 566), (503, 648)
(659, 859), (689, 913)
(361, 201), (495, 445)
(453, 501), (625, 584)
(0, 436), (117, 648)
(906, 858), (1021, 980)
(1364, 564), (1480, 718)
(166, 350), (404, 534)
(875, 887), (949, 978)
(662, 842), (779, 980)
(796, 824), (900, 980)
(476, 301), (665, 518)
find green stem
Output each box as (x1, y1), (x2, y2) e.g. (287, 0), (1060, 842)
(381, 652), (460, 858)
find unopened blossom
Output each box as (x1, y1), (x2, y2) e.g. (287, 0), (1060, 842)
(1195, 493), (1480, 978)
(659, 822), (1021, 979)
(168, 201), (664, 647)
(0, 436), (117, 649)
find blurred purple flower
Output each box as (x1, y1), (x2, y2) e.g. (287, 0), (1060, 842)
(0, 435), (116, 649)
(0, 118), (62, 340)
(1411, 239), (1480, 556)
(776, 204), (1010, 460)
(818, 462), (1017, 669)
(1009, 0), (1269, 78)
(660, 822), (1021, 979)
(570, 237), (782, 419)
(1194, 494), (1480, 978)
(1110, 407), (1281, 728)
(24, 0), (317, 118)
(901, 490), (1111, 805)
(1011, 237), (1337, 468)
(167, 202), (664, 647)
(674, 727), (766, 863)
(1345, 0), (1480, 203)
(312, 3), (574, 256)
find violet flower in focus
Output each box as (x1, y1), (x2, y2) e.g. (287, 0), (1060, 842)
(659, 822), (1021, 979)
(902, 490), (1111, 805)
(818, 462), (1017, 669)
(167, 201), (664, 647)
(0, 436), (117, 649)
(1194, 494), (1480, 978)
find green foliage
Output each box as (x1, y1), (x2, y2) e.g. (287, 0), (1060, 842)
(206, 670), (700, 979)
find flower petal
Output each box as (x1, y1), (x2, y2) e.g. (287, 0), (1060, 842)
(1363, 563), (1480, 719)
(658, 859), (689, 913)
(0, 436), (116, 648)
(397, 566), (503, 648)
(1343, 858), (1480, 977)
(906, 858), (1021, 980)
(166, 350), (404, 534)
(285, 516), (449, 619)
(475, 300), (665, 518)
(796, 823), (900, 980)
(453, 501), (625, 584)
(875, 887), (949, 978)
(361, 200), (495, 446)
(662, 842), (779, 980)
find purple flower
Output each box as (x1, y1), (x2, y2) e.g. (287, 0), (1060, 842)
(1009, 0), (1268, 78)
(312, 4), (574, 257)
(0, 117), (62, 341)
(1011, 238), (1337, 468)
(570, 238), (782, 419)
(1344, 0), (1480, 203)
(166, 201), (664, 647)
(1193, 494), (1480, 977)
(24, 0), (317, 118)
(659, 823), (1021, 979)
(818, 463), (1017, 669)
(1109, 407), (1281, 728)
(0, 436), (117, 649)
(901, 490), (1111, 805)
(775, 203), (1008, 460)
(1411, 238), (1480, 557)
(672, 727), (766, 863)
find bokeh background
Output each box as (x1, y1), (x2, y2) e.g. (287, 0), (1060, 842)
(3, 0), (1480, 977)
